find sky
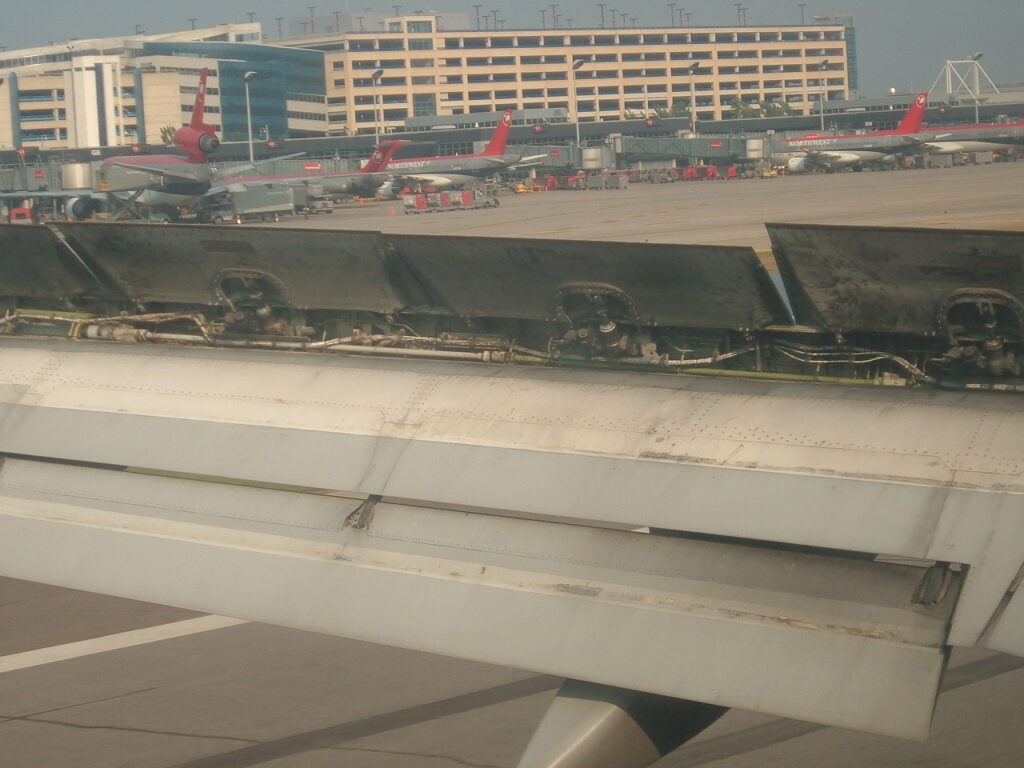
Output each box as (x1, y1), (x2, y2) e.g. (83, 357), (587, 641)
(6, 0), (1024, 96)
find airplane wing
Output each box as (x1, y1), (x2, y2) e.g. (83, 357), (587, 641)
(213, 168), (391, 197)
(0, 189), (94, 199)
(110, 161), (209, 183)
(0, 222), (1021, 766)
(210, 153), (307, 179)
(508, 152), (554, 168)
(383, 172), (461, 190)
(798, 149), (870, 167)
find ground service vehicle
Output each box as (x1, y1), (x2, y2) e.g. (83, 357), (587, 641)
(199, 188), (295, 224)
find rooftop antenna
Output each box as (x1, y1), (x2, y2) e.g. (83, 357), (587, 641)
(308, 5), (316, 33)
(188, 18), (198, 29)
(275, 16), (284, 37)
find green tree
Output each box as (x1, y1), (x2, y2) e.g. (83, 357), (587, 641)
(159, 125), (177, 146)
(759, 101), (797, 117)
(668, 98), (692, 119)
(724, 98), (759, 119)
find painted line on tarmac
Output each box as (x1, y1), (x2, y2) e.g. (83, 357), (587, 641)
(0, 615), (247, 674)
(169, 675), (561, 768)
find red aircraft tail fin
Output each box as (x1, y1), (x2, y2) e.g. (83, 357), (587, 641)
(361, 140), (402, 172)
(895, 92), (929, 133)
(482, 110), (513, 155)
(190, 68), (212, 130)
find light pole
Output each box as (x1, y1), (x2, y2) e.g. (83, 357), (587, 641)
(570, 57), (587, 154)
(371, 68), (384, 144)
(818, 58), (830, 131)
(687, 61), (699, 134)
(798, 3), (806, 24)
(970, 52), (983, 123)
(243, 70), (258, 162)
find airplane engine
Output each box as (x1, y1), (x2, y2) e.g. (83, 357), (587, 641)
(64, 196), (99, 221)
(375, 181), (397, 199)
(173, 126), (220, 159)
(786, 156), (809, 173)
(197, 133), (221, 154)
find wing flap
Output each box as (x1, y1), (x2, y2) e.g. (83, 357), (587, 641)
(0, 454), (956, 740)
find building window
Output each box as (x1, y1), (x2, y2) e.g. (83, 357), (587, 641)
(413, 93), (437, 116)
(409, 38), (434, 50)
(411, 58), (434, 67)
(408, 20), (433, 33)
(412, 76), (436, 85)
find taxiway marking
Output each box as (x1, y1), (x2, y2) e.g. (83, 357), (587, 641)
(0, 615), (247, 674)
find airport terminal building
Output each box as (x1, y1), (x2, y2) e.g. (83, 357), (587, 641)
(0, 14), (853, 151)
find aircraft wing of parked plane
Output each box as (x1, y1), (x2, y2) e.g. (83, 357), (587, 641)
(905, 118), (1024, 155)
(213, 142), (400, 198)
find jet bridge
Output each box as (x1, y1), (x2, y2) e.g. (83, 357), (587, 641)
(0, 222), (1021, 768)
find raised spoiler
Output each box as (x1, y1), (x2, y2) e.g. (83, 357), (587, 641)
(0, 224), (109, 300)
(2, 222), (789, 330)
(768, 222), (1024, 335)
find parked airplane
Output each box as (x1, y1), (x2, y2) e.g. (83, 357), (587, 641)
(374, 110), (552, 194)
(2, 69), (393, 219)
(776, 92), (929, 173)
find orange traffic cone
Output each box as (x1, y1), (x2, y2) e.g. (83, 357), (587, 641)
(389, 205), (397, 215)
